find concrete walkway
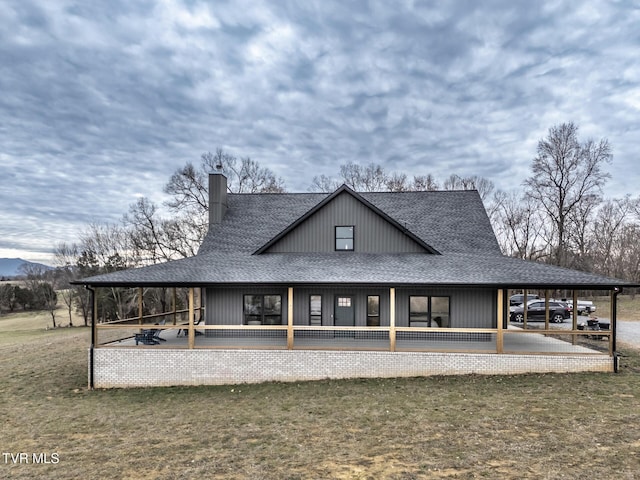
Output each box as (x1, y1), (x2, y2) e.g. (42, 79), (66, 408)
(618, 321), (640, 348)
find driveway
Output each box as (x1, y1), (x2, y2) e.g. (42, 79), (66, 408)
(618, 321), (640, 348)
(511, 316), (640, 348)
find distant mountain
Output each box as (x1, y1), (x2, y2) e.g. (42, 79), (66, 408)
(0, 258), (53, 278)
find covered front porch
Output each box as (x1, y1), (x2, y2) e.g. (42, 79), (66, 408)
(86, 286), (620, 387)
(105, 323), (610, 356)
(91, 287), (616, 354)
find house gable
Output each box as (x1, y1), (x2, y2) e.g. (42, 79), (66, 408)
(256, 186), (438, 254)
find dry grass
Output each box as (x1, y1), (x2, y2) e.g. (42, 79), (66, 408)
(586, 294), (640, 321)
(1, 311), (640, 479)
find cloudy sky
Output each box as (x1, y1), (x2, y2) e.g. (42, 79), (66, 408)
(2, 0), (639, 264)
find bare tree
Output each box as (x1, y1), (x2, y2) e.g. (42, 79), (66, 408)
(493, 191), (550, 260)
(616, 224), (640, 287)
(124, 198), (202, 263)
(308, 174), (341, 193)
(590, 197), (634, 277)
(335, 162), (388, 192)
(525, 122), (612, 267)
(411, 174), (439, 191)
(385, 172), (409, 192)
(442, 174), (495, 202)
(80, 223), (135, 321)
(17, 262), (59, 327)
(310, 164), (491, 195)
(54, 242), (79, 326)
(140, 149), (286, 258)
(200, 149), (285, 194)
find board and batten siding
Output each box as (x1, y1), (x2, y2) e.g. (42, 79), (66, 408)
(395, 287), (496, 328)
(292, 287), (390, 326)
(265, 191), (427, 253)
(205, 286), (495, 328)
(204, 286), (289, 325)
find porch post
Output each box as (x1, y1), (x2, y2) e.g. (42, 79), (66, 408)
(188, 287), (195, 349)
(523, 289), (528, 329)
(389, 288), (396, 352)
(92, 287), (98, 345)
(138, 287), (144, 325)
(610, 288), (617, 357)
(287, 287), (294, 350)
(544, 290), (550, 330)
(496, 289), (504, 353)
(172, 287), (177, 325)
(572, 290), (578, 345)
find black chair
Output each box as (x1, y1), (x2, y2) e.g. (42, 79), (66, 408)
(177, 317), (203, 337)
(135, 330), (159, 345)
(135, 320), (166, 345)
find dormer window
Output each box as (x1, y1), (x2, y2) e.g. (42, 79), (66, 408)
(335, 226), (354, 251)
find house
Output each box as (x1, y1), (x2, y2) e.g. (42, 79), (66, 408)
(79, 173), (636, 388)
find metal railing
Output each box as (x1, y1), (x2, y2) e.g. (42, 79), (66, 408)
(95, 322), (612, 355)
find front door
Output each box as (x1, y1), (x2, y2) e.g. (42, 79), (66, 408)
(334, 296), (355, 326)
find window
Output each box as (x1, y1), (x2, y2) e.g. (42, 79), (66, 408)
(335, 226), (354, 251)
(309, 295), (322, 326)
(337, 297), (351, 307)
(409, 296), (450, 327)
(243, 294), (282, 325)
(367, 295), (380, 326)
(430, 296), (450, 327)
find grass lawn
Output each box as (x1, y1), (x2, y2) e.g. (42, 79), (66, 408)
(587, 294), (640, 322)
(1, 308), (640, 479)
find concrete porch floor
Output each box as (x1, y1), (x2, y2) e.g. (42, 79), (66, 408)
(104, 326), (608, 355)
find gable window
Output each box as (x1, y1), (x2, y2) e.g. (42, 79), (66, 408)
(409, 296), (450, 327)
(243, 294), (282, 325)
(309, 295), (322, 326)
(335, 226), (354, 251)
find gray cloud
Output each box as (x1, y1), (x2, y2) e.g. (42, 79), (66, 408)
(1, 0), (639, 263)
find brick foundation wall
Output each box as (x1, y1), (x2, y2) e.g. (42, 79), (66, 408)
(90, 348), (613, 388)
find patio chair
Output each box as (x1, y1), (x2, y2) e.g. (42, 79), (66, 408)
(135, 330), (160, 345)
(135, 320), (166, 345)
(151, 319), (167, 342)
(177, 317), (204, 337)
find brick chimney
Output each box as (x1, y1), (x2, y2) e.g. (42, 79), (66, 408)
(209, 173), (227, 226)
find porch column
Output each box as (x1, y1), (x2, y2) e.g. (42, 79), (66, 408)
(172, 287), (177, 325)
(610, 289), (617, 357)
(572, 290), (578, 345)
(287, 287), (294, 350)
(523, 289), (528, 329)
(544, 290), (550, 330)
(496, 289), (504, 353)
(188, 287), (195, 349)
(389, 288), (396, 352)
(92, 287), (98, 345)
(138, 287), (144, 325)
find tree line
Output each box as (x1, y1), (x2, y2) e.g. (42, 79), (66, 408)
(0, 263), (58, 326)
(46, 122), (638, 325)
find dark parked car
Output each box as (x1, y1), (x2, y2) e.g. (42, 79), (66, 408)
(510, 301), (571, 323)
(509, 294), (540, 306)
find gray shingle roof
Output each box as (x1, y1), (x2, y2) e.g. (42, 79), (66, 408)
(79, 251), (632, 288)
(77, 188), (636, 288)
(197, 188), (501, 256)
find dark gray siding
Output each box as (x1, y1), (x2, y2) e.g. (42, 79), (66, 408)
(292, 287), (390, 326)
(205, 286), (496, 328)
(395, 287), (496, 328)
(205, 286), (289, 325)
(265, 191), (426, 253)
